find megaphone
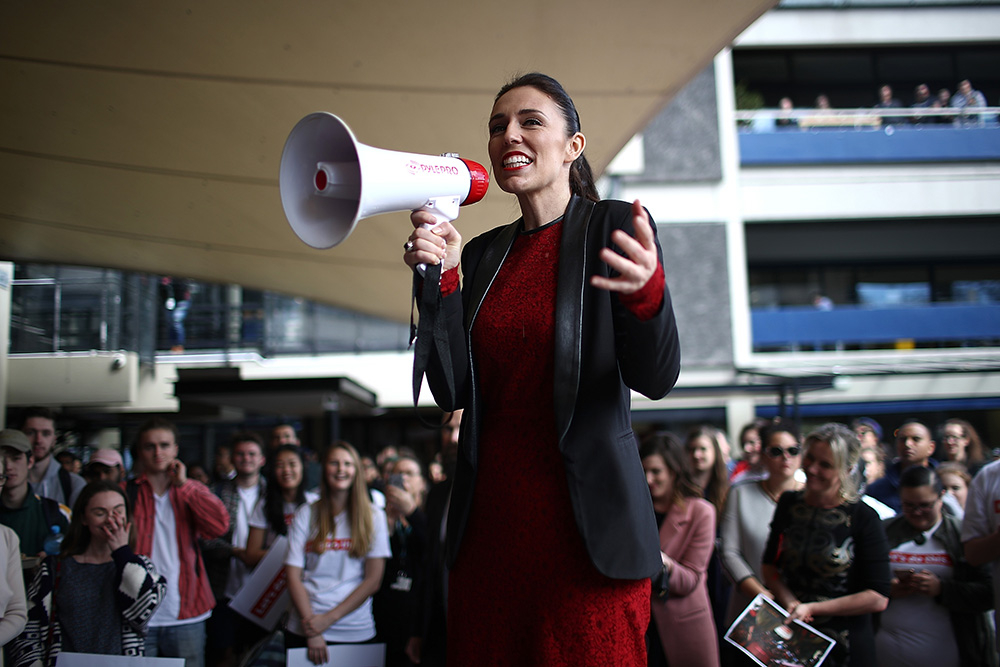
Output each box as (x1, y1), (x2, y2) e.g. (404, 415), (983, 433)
(279, 112), (490, 249)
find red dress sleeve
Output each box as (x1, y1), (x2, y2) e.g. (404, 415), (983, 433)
(617, 263), (664, 322)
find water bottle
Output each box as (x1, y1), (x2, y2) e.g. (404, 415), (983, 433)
(43, 525), (63, 556)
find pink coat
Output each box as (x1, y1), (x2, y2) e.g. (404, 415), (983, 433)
(650, 497), (720, 667)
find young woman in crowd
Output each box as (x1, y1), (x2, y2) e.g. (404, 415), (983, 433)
(720, 421), (803, 633)
(762, 423), (891, 667)
(876, 466), (996, 667)
(729, 418), (769, 484)
(685, 425), (731, 646)
(686, 426), (730, 516)
(245, 444), (317, 567)
(641, 432), (719, 667)
(936, 461), (971, 513)
(11, 481), (165, 665)
(401, 72), (680, 665)
(284, 441), (390, 666)
(939, 418), (987, 475)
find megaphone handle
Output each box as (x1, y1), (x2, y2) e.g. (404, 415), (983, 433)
(416, 197), (461, 277)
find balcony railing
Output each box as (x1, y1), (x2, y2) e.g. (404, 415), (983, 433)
(752, 303), (1000, 351)
(736, 107), (1000, 165)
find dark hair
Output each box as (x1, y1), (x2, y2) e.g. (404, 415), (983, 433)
(61, 481), (130, 558)
(495, 73), (599, 203)
(899, 465), (943, 495)
(759, 420), (799, 449)
(684, 425), (730, 514)
(941, 418), (985, 463)
(263, 445), (308, 537)
(738, 418), (769, 445)
(639, 432), (702, 506)
(19, 406), (57, 429)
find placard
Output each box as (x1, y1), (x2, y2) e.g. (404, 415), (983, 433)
(56, 654), (184, 666)
(286, 644), (385, 667)
(228, 535), (290, 630)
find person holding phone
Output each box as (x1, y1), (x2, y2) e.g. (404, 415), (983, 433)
(877, 466), (996, 667)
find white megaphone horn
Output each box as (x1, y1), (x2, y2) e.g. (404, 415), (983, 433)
(279, 112), (490, 251)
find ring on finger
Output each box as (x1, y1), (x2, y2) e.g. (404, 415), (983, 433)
(403, 240), (415, 252)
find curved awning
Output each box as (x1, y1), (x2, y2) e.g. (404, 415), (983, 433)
(0, 0), (775, 322)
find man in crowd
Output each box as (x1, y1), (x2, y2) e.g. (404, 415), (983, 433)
(83, 448), (126, 484)
(129, 418), (229, 666)
(0, 429), (69, 557)
(20, 407), (85, 508)
(203, 432), (267, 667)
(867, 420), (938, 513)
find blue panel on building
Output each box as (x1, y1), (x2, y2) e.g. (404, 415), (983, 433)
(739, 126), (1000, 165)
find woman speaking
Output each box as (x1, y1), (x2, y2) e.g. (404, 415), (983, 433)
(403, 72), (681, 666)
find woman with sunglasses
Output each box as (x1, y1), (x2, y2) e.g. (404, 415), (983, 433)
(719, 421), (803, 634)
(761, 423), (891, 667)
(876, 466), (996, 667)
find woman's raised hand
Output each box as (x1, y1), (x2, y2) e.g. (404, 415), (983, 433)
(403, 210), (462, 273)
(590, 200), (658, 295)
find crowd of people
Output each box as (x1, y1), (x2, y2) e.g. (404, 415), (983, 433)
(1, 404), (999, 667)
(771, 78), (996, 128)
(1, 70), (998, 667)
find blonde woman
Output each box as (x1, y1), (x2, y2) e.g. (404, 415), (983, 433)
(762, 423), (891, 667)
(284, 442), (390, 665)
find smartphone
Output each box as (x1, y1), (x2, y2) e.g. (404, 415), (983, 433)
(894, 568), (914, 581)
(388, 473), (405, 489)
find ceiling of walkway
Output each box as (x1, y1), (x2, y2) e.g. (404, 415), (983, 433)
(1, 0), (775, 322)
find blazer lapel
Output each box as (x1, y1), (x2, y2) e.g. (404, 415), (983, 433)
(553, 196), (595, 446)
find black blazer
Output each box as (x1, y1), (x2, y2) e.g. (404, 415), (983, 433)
(425, 196), (681, 580)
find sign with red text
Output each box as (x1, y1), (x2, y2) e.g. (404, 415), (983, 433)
(228, 535), (290, 630)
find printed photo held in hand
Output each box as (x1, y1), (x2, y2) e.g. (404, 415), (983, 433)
(725, 594), (835, 667)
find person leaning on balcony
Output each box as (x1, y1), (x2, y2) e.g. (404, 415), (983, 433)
(874, 84), (905, 125)
(950, 79), (988, 126)
(910, 83), (934, 124)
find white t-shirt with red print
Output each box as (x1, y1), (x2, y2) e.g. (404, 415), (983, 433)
(285, 500), (390, 643)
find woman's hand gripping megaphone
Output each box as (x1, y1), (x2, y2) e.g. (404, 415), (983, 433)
(403, 208), (462, 277)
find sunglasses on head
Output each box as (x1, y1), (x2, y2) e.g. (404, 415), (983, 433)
(765, 445), (801, 458)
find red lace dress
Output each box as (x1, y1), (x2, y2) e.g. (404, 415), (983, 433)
(445, 219), (651, 666)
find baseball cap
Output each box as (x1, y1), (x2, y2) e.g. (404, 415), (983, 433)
(89, 448), (124, 468)
(853, 417), (883, 441)
(0, 430), (31, 454)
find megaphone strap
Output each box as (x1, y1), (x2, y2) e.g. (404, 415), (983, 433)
(411, 263), (458, 415)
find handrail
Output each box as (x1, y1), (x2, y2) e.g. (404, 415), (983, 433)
(735, 106), (1000, 125)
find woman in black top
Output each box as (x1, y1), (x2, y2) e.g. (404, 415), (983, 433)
(762, 423), (891, 667)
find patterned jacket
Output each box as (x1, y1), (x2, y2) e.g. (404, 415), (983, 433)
(10, 546), (167, 666)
